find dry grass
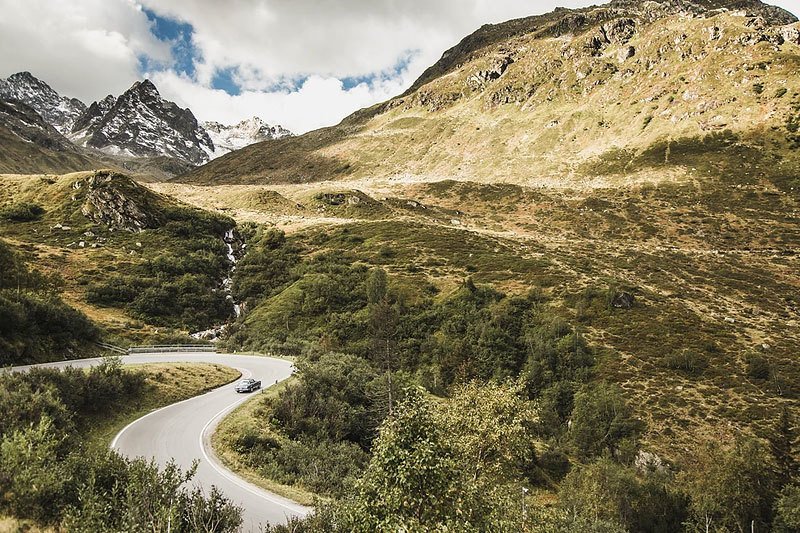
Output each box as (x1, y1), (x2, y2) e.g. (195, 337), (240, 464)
(211, 376), (318, 506)
(0, 516), (56, 533)
(86, 362), (241, 449)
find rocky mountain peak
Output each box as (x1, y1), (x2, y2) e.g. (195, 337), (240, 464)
(202, 116), (292, 158)
(72, 79), (214, 166)
(0, 71), (86, 135)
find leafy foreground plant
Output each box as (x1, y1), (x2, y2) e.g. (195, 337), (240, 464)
(265, 383), (539, 532)
(0, 359), (243, 532)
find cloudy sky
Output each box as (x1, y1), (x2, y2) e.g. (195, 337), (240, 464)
(1, 1), (797, 133)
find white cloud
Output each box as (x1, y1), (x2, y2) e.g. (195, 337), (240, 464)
(140, 0), (602, 132)
(0, 0), (170, 102)
(2, 0), (798, 134)
(150, 69), (413, 133)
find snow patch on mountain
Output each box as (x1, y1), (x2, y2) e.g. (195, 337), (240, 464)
(202, 117), (292, 159)
(72, 80), (214, 166)
(0, 72), (86, 135)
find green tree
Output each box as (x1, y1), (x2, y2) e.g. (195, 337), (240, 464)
(559, 459), (687, 533)
(437, 381), (537, 487)
(570, 382), (644, 461)
(342, 388), (463, 531)
(680, 437), (778, 533)
(769, 407), (797, 485)
(773, 484), (800, 533)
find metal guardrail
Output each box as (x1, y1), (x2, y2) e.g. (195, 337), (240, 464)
(95, 341), (128, 355)
(127, 344), (218, 354)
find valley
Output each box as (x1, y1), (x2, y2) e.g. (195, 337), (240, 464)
(0, 0), (799, 531)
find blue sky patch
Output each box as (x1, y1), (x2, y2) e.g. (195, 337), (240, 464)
(143, 8), (198, 78)
(211, 67), (242, 96)
(342, 51), (419, 90)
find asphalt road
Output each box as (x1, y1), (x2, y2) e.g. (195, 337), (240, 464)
(8, 352), (310, 531)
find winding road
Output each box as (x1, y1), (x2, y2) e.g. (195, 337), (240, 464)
(8, 352), (310, 532)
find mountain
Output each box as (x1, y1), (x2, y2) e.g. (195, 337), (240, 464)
(202, 117), (292, 158)
(0, 71), (86, 135)
(69, 80), (215, 166)
(0, 98), (102, 174)
(0, 72), (293, 172)
(182, 0), (800, 185)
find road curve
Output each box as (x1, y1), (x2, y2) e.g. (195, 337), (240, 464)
(8, 352), (310, 531)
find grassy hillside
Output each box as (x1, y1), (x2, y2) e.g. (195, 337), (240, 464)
(183, 3), (800, 187)
(0, 124), (103, 175)
(0, 170), (237, 344)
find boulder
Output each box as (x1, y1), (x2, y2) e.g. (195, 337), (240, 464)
(781, 26), (800, 45)
(611, 291), (635, 309)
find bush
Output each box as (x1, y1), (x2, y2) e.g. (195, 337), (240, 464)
(745, 352), (771, 380)
(570, 382), (644, 461)
(773, 484), (800, 533)
(661, 350), (708, 376)
(559, 459), (688, 533)
(0, 202), (45, 221)
(0, 291), (98, 365)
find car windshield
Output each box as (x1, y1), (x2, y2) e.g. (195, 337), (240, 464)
(239, 380), (252, 385)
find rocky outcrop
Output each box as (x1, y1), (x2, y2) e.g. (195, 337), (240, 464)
(780, 24), (800, 45)
(79, 171), (163, 232)
(611, 291), (635, 309)
(468, 54), (515, 89)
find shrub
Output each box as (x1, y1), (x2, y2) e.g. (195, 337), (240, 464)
(570, 382), (644, 460)
(0, 202), (45, 221)
(661, 350), (709, 376)
(745, 352), (771, 380)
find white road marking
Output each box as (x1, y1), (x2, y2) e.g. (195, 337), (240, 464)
(199, 397), (310, 516)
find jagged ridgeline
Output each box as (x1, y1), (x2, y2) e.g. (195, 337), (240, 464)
(183, 0), (800, 186)
(0, 72), (292, 177)
(0, 170), (239, 354)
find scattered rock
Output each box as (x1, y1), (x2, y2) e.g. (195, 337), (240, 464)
(78, 241), (85, 248)
(724, 317), (736, 324)
(618, 45), (636, 63)
(611, 291), (635, 309)
(635, 450), (666, 474)
(746, 17), (768, 31)
(780, 26), (800, 45)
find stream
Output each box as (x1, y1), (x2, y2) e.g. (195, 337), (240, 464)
(190, 228), (244, 341)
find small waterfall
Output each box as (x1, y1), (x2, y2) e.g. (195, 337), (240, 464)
(191, 228), (244, 341)
(222, 228), (242, 318)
